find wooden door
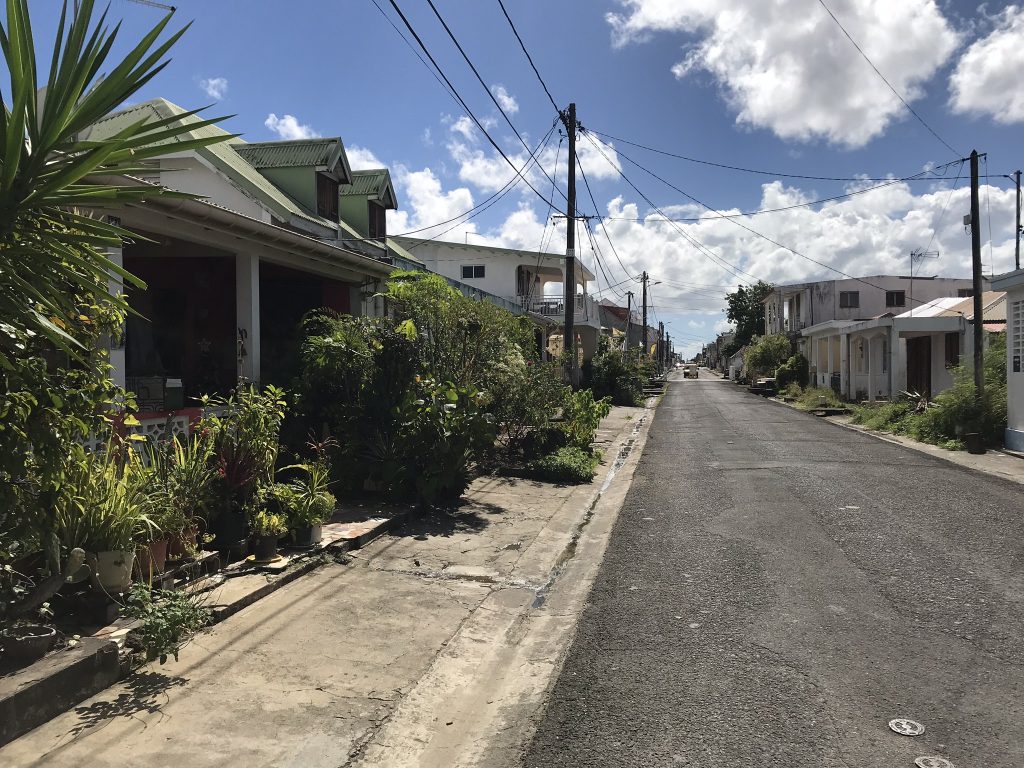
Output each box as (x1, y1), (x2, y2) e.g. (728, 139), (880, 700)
(906, 337), (931, 398)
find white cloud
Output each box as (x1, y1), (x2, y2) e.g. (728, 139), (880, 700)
(264, 113), (320, 140)
(387, 166), (477, 241)
(490, 84), (519, 114)
(950, 5), (1024, 123)
(200, 77), (228, 100)
(346, 145), (383, 171)
(449, 115), (477, 142)
(606, 0), (959, 147)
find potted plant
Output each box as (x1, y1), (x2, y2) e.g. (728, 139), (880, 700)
(146, 430), (215, 561)
(273, 456), (337, 549)
(56, 444), (158, 595)
(249, 510), (287, 563)
(122, 583), (209, 665)
(1, 568), (59, 669)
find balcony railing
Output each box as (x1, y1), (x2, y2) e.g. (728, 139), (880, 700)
(516, 294), (598, 325)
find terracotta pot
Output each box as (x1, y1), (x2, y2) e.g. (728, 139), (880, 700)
(0, 624), (57, 667)
(88, 550), (135, 594)
(168, 525), (199, 560)
(136, 538), (169, 580)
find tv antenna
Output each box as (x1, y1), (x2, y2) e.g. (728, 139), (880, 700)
(909, 248), (939, 316)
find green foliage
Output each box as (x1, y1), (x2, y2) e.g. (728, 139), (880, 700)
(525, 446), (600, 484)
(201, 385), (287, 517)
(560, 389), (612, 449)
(488, 355), (568, 453)
(249, 510), (288, 537)
(793, 387), (845, 410)
(775, 353), (809, 389)
(850, 400), (918, 432)
(123, 583), (209, 665)
(54, 442), (160, 552)
(723, 280), (774, 356)
(744, 334), (792, 377)
(271, 459), (336, 528)
(144, 430), (216, 536)
(583, 348), (646, 406)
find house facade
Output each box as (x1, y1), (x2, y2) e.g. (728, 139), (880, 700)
(992, 269), (1024, 451)
(81, 98), (397, 427)
(390, 236), (602, 359)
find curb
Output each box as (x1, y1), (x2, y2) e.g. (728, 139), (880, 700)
(0, 514), (403, 749)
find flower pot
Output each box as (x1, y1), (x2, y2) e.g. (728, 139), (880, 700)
(965, 432), (986, 455)
(289, 525), (323, 549)
(136, 538), (169, 580)
(210, 510), (250, 556)
(88, 550), (135, 594)
(0, 625), (57, 667)
(252, 535), (280, 563)
(168, 525), (200, 560)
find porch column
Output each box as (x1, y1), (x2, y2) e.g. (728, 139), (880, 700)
(235, 252), (261, 383)
(866, 335), (875, 402)
(106, 225), (126, 391)
(840, 333), (849, 399)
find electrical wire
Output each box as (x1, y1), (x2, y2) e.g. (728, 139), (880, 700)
(597, 131), (967, 308)
(587, 127), (954, 183)
(921, 160), (964, 257)
(984, 155), (995, 278)
(423, 0), (568, 205)
(385, 0), (558, 210)
(576, 147), (637, 285)
(526, 135), (563, 308)
(816, 0), (960, 157)
(495, 0), (560, 114)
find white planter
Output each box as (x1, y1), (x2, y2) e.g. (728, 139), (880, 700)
(89, 550), (136, 594)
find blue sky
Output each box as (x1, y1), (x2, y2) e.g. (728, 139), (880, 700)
(23, 0), (1024, 356)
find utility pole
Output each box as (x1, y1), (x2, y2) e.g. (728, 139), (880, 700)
(665, 332), (671, 369)
(657, 322), (664, 374)
(970, 150), (984, 398)
(624, 291), (633, 351)
(641, 271), (648, 358)
(1015, 170), (1021, 271)
(561, 103), (577, 385)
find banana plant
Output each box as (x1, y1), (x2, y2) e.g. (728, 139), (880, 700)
(0, 0), (231, 368)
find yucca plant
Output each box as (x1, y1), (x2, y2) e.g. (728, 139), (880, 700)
(0, 0), (230, 366)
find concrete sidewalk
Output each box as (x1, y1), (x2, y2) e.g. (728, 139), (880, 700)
(1, 403), (655, 768)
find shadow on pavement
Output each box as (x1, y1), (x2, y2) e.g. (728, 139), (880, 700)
(69, 670), (188, 736)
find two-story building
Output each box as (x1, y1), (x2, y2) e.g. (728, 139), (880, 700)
(992, 269), (1024, 451)
(390, 236), (602, 360)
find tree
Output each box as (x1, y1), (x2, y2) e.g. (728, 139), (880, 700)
(723, 280), (774, 357)
(0, 0), (226, 619)
(744, 334), (792, 377)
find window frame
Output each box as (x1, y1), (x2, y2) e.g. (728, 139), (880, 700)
(839, 290), (860, 309)
(461, 265), (485, 279)
(885, 290), (906, 308)
(316, 172), (339, 221)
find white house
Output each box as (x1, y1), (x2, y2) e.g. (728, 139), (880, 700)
(803, 292), (1007, 402)
(390, 236), (602, 359)
(992, 269), (1024, 451)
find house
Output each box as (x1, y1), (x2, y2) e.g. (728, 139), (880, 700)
(803, 292), (1006, 401)
(992, 269), (1024, 451)
(764, 275), (981, 345)
(598, 299), (651, 352)
(80, 98), (398, 432)
(390, 236), (602, 360)
(727, 347), (746, 381)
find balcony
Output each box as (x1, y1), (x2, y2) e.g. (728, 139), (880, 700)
(517, 294), (599, 326)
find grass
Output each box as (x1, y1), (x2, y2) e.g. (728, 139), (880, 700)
(789, 386), (845, 411)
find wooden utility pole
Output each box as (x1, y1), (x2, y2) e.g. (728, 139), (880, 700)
(561, 103), (577, 385)
(641, 271), (649, 356)
(657, 322), (664, 374)
(625, 291), (633, 351)
(970, 150), (984, 398)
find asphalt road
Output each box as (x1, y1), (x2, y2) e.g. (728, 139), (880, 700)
(524, 374), (1024, 767)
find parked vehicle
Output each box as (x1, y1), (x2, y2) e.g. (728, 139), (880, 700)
(683, 364), (699, 379)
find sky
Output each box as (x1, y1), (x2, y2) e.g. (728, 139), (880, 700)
(21, 0), (1024, 358)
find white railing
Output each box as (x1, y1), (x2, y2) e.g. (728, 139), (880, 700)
(516, 294), (599, 325)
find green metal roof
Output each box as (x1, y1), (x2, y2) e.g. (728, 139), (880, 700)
(342, 169), (397, 209)
(233, 138), (351, 181)
(81, 98), (335, 233)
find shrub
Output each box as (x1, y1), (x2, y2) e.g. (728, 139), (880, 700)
(525, 447), (600, 484)
(775, 353), (809, 389)
(488, 354), (568, 453)
(124, 584), (210, 665)
(560, 390), (612, 449)
(794, 387), (845, 410)
(583, 349), (646, 406)
(744, 334), (792, 377)
(850, 400), (918, 433)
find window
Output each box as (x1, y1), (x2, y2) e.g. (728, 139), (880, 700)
(368, 201), (387, 240)
(316, 173), (338, 221)
(945, 332), (960, 368)
(958, 288), (974, 298)
(885, 290), (906, 307)
(839, 291), (860, 309)
(461, 265), (485, 279)
(1011, 299), (1023, 374)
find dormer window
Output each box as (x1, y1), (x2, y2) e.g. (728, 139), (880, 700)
(368, 201), (387, 240)
(316, 173), (339, 221)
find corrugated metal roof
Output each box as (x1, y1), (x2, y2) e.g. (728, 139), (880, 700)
(894, 291), (1006, 321)
(233, 139), (343, 170)
(81, 98), (334, 232)
(342, 169), (397, 209)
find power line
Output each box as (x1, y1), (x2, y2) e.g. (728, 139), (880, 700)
(602, 130), (969, 308)
(588, 127), (953, 183)
(495, 0), (560, 114)
(576, 148), (635, 284)
(423, 0), (568, 205)
(816, 0), (960, 157)
(385, 0), (558, 210)
(580, 131), (759, 285)
(922, 160), (964, 256)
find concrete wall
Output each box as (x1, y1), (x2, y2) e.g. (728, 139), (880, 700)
(1006, 286), (1024, 450)
(157, 155), (271, 222)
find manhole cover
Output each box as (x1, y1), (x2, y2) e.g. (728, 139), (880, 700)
(915, 758), (955, 768)
(889, 718), (925, 736)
